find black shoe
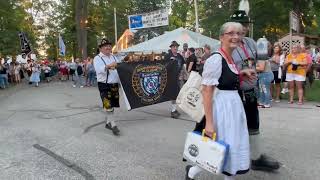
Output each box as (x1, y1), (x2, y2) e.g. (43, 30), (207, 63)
(249, 129), (260, 135)
(105, 122), (120, 136)
(251, 154), (280, 171)
(185, 165), (194, 180)
(171, 110), (180, 119)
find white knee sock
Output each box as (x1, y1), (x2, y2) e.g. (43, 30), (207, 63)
(171, 102), (177, 112)
(106, 111), (116, 127)
(188, 166), (202, 179)
(224, 175), (235, 180)
(249, 134), (261, 160)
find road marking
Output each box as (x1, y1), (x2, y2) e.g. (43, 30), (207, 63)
(38, 110), (100, 119)
(33, 144), (95, 180)
(83, 118), (148, 134)
(136, 110), (194, 122)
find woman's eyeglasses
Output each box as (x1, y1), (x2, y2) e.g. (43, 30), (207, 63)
(223, 31), (243, 37)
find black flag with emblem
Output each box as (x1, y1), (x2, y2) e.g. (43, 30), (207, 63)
(18, 32), (32, 57)
(117, 60), (179, 110)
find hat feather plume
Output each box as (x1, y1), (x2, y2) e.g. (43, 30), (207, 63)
(239, 0), (250, 15)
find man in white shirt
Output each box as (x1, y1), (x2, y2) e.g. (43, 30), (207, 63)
(69, 59), (77, 81)
(93, 38), (120, 136)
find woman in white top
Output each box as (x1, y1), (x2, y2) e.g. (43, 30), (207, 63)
(43, 64), (51, 82)
(30, 62), (41, 87)
(269, 43), (284, 102)
(186, 22), (255, 180)
(14, 62), (21, 83)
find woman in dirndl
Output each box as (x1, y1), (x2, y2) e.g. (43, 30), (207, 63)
(30, 62), (41, 87)
(185, 22), (256, 180)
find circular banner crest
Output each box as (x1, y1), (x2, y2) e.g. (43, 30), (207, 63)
(132, 64), (167, 104)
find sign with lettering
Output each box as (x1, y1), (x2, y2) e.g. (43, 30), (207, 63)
(128, 9), (169, 30)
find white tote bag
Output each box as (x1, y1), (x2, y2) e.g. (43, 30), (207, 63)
(176, 71), (204, 122)
(183, 131), (229, 174)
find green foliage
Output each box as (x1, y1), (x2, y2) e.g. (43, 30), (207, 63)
(305, 79), (320, 102)
(1, 0), (320, 59)
(0, 0), (38, 57)
(200, 0), (241, 39)
(129, 0), (168, 44)
(169, 0), (191, 30)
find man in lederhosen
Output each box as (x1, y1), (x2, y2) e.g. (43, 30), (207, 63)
(93, 38), (120, 136)
(164, 41), (185, 118)
(230, 10), (280, 171)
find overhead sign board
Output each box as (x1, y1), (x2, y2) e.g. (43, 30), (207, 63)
(128, 9), (169, 30)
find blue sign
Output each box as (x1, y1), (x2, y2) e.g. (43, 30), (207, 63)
(129, 15), (143, 29)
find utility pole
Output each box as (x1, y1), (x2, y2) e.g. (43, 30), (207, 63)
(114, 8), (118, 52)
(194, 0), (199, 33)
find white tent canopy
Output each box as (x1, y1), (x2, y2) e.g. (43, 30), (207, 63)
(121, 27), (220, 53)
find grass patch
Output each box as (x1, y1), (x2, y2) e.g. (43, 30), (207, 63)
(273, 80), (320, 102)
(305, 80), (320, 102)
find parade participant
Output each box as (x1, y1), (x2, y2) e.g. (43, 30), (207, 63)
(180, 43), (189, 84)
(181, 43), (189, 59)
(72, 59), (84, 88)
(43, 63), (51, 82)
(164, 41), (185, 118)
(201, 45), (211, 64)
(14, 62), (21, 83)
(69, 59), (77, 81)
(86, 57), (96, 87)
(186, 22), (252, 180)
(199, 44), (211, 75)
(230, 10), (280, 171)
(25, 59), (33, 84)
(257, 47), (274, 108)
(280, 49), (289, 94)
(270, 43), (284, 102)
(59, 62), (68, 81)
(30, 60), (40, 87)
(186, 48), (197, 73)
(0, 61), (8, 89)
(301, 45), (314, 87)
(9, 62), (15, 83)
(93, 38), (120, 136)
(284, 44), (307, 105)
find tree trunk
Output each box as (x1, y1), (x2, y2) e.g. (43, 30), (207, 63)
(82, 0), (88, 59)
(293, 0), (304, 33)
(75, 0), (88, 60)
(75, 0), (82, 59)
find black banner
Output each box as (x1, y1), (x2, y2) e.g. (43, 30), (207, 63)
(117, 60), (179, 110)
(18, 32), (32, 57)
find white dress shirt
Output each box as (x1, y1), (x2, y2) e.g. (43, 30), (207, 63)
(93, 52), (120, 83)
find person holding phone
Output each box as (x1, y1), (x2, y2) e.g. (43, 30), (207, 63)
(284, 44), (307, 105)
